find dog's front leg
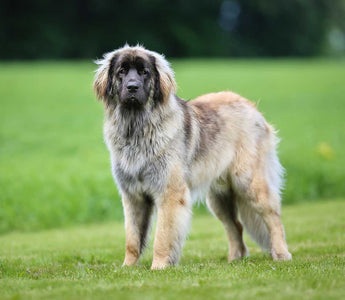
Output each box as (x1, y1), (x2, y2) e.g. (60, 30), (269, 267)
(151, 176), (192, 270)
(122, 193), (154, 266)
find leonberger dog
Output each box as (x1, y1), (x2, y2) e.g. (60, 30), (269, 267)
(93, 45), (292, 269)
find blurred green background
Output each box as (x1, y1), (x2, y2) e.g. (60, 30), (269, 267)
(0, 0), (345, 233)
(1, 0), (345, 58)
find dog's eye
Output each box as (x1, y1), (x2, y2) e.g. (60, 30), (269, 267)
(118, 68), (126, 75)
(141, 69), (149, 76)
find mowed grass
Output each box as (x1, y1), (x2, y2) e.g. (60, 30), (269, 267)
(1, 200), (344, 299)
(0, 59), (345, 232)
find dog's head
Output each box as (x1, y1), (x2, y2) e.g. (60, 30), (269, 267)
(94, 45), (176, 109)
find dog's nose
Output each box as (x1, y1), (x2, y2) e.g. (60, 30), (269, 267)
(127, 82), (139, 93)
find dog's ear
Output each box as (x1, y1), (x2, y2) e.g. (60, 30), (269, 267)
(93, 53), (118, 101)
(150, 53), (177, 103)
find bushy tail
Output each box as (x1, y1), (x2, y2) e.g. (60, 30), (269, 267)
(237, 201), (270, 251)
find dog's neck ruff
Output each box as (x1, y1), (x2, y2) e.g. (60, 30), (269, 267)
(104, 94), (182, 173)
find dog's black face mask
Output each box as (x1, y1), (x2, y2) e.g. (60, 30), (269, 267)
(113, 56), (153, 109)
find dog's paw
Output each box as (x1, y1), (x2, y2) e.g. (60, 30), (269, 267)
(122, 263), (136, 267)
(271, 250), (292, 261)
(122, 257), (138, 267)
(151, 261), (170, 270)
(228, 245), (248, 263)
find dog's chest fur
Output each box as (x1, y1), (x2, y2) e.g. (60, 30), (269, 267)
(103, 103), (182, 195)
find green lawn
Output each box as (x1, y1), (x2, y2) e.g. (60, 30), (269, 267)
(0, 59), (345, 233)
(1, 200), (344, 299)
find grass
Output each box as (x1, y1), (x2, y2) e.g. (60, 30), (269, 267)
(0, 59), (345, 233)
(1, 199), (344, 299)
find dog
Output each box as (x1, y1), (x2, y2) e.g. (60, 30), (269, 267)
(93, 45), (292, 269)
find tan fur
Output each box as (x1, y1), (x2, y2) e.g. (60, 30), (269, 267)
(152, 167), (191, 269)
(93, 66), (109, 100)
(94, 45), (291, 269)
(156, 64), (176, 103)
(193, 91), (256, 110)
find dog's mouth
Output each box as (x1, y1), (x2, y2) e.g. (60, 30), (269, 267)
(128, 95), (138, 101)
(121, 96), (144, 108)
(120, 88), (148, 109)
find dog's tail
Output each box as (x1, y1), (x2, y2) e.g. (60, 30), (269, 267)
(237, 201), (270, 250)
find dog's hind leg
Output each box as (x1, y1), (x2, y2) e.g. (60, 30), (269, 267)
(122, 193), (154, 266)
(231, 128), (292, 261)
(207, 180), (248, 262)
(237, 176), (292, 261)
